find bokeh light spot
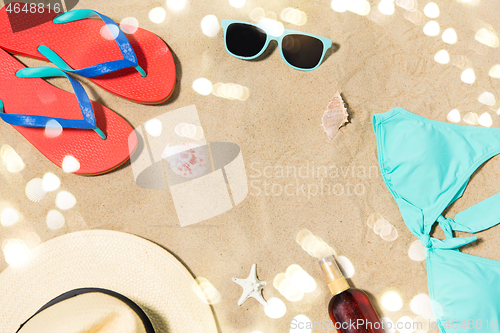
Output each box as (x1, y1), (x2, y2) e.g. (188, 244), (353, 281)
(273, 272), (287, 289)
(119, 17), (139, 34)
(62, 155), (80, 173)
(180, 125), (190, 137)
(278, 278), (304, 302)
(55, 191), (77, 210)
(348, 0), (371, 15)
(404, 9), (424, 24)
(145, 119), (163, 137)
(193, 126), (204, 140)
(442, 28), (457, 44)
(1, 145), (25, 173)
(475, 28), (499, 48)
(42, 172), (61, 192)
(381, 291), (403, 311)
(45, 119), (63, 138)
(174, 123), (187, 137)
(229, 0), (246, 8)
(290, 314), (312, 333)
(99, 24), (119, 40)
(396, 316), (415, 333)
(337, 255), (355, 278)
(396, 0), (415, 10)
(192, 277), (221, 304)
(463, 112), (479, 125)
(201, 15), (220, 37)
(289, 267), (317, 293)
(250, 7), (266, 22)
(460, 68), (475, 84)
(24, 232), (41, 248)
(281, 7), (307, 26)
(478, 112), (493, 127)
(489, 64), (500, 78)
(264, 298), (287, 318)
(447, 109), (461, 123)
(478, 91), (496, 106)
(285, 264), (302, 280)
(167, 0), (186, 11)
(409, 239), (426, 261)
(423, 2), (439, 18)
(378, 0), (395, 15)
(174, 123), (203, 140)
(423, 20), (440, 36)
(46, 209), (65, 230)
(258, 18), (285, 37)
(367, 212), (377, 228)
(373, 217), (389, 235)
(411, 294), (435, 321)
(296, 229), (336, 259)
(381, 317), (396, 333)
(381, 224), (398, 241)
(275, 265), (316, 301)
(212, 82), (250, 101)
(434, 49), (450, 64)
(331, 0), (348, 12)
(149, 7), (166, 24)
(1, 208), (19, 227)
(3, 239), (30, 268)
(193, 78), (213, 96)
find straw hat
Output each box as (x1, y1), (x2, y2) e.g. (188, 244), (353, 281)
(16, 289), (152, 333)
(0, 230), (218, 333)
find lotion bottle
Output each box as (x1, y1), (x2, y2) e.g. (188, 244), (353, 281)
(318, 256), (385, 333)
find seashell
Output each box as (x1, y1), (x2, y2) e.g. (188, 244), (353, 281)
(161, 142), (208, 178)
(321, 91), (349, 140)
(25, 178), (47, 202)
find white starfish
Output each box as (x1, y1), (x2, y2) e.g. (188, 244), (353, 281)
(232, 264), (267, 306)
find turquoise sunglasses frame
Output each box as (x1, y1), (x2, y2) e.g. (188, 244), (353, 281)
(221, 20), (333, 71)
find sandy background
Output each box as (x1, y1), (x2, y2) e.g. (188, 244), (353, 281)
(2, 0), (500, 332)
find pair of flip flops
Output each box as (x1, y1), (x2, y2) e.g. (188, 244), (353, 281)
(0, 3), (176, 175)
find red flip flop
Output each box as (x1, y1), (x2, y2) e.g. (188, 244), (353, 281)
(0, 47), (137, 175)
(0, 4), (176, 104)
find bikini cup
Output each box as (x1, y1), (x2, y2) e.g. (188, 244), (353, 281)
(373, 107), (500, 332)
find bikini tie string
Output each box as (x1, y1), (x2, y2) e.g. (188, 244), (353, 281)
(418, 215), (477, 251)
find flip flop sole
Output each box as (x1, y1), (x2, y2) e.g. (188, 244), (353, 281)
(0, 48), (137, 175)
(0, 4), (176, 104)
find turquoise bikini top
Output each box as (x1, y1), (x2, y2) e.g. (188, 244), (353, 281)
(373, 107), (500, 332)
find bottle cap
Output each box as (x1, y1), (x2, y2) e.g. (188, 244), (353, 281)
(318, 255), (350, 295)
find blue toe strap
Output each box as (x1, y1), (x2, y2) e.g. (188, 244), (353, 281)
(38, 9), (146, 78)
(0, 67), (106, 140)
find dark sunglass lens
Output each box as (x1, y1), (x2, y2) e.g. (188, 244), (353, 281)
(281, 34), (324, 69)
(226, 23), (267, 57)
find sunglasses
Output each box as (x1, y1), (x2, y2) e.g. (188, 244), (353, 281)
(221, 20), (333, 71)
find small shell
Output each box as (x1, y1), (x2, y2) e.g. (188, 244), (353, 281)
(25, 178), (47, 203)
(321, 91), (349, 140)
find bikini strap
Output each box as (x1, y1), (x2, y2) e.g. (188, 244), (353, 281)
(452, 192), (500, 233)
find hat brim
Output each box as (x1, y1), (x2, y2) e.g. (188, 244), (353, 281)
(0, 230), (218, 333)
